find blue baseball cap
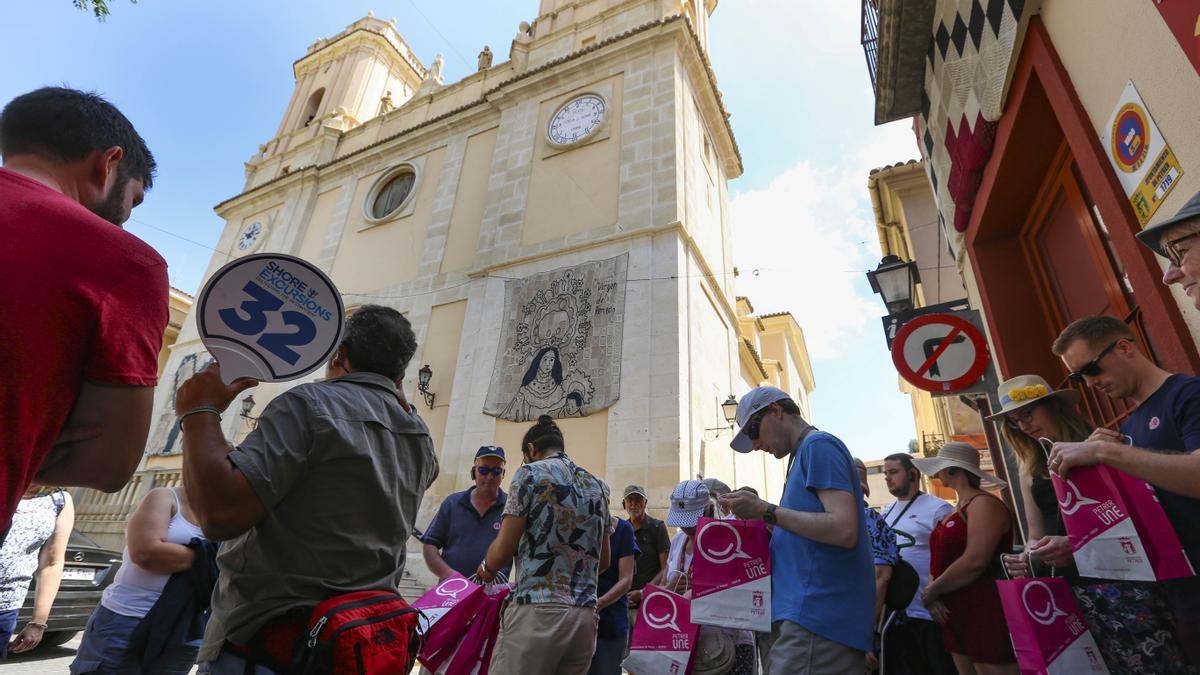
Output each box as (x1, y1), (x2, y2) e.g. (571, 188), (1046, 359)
(474, 445), (506, 461)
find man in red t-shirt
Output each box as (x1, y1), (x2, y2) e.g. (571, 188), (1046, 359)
(0, 87), (168, 534)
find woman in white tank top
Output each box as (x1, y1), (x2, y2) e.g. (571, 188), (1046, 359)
(70, 485), (206, 675)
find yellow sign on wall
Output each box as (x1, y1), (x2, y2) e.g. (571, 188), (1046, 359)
(1103, 81), (1183, 225)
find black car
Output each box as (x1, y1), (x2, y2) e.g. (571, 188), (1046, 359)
(16, 530), (122, 649)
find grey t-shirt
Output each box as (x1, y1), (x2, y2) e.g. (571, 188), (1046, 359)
(199, 372), (437, 661)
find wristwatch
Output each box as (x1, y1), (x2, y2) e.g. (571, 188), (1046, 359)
(762, 503), (778, 526)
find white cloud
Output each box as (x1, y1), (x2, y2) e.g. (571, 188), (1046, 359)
(731, 121), (919, 360)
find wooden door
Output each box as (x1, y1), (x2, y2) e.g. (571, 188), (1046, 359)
(1024, 148), (1132, 329)
(1023, 146), (1137, 426)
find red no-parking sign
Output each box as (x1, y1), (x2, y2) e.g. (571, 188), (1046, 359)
(890, 313), (989, 393)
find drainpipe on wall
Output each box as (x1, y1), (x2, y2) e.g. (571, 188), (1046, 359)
(867, 171), (909, 261)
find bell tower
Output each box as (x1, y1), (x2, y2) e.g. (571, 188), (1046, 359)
(249, 12), (426, 182)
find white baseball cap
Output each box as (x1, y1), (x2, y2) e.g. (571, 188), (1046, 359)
(666, 479), (711, 528)
(730, 386), (792, 453)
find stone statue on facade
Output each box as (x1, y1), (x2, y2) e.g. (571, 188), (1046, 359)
(477, 46), (493, 71)
(414, 53), (446, 98)
(427, 53), (444, 84)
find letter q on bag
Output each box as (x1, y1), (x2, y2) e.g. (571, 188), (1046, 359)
(690, 517), (772, 632)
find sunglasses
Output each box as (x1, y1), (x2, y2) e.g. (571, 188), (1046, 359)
(1165, 231), (1200, 266)
(1004, 405), (1037, 430)
(475, 466), (504, 477)
(1066, 339), (1121, 382)
(744, 407), (770, 441)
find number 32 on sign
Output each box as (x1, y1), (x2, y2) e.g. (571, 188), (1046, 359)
(890, 313), (989, 393)
(198, 253), (345, 384)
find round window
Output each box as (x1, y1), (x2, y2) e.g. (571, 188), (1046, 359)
(369, 168), (416, 220)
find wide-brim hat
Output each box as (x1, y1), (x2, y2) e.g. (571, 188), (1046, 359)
(912, 442), (1006, 490)
(666, 479), (711, 528)
(984, 374), (1080, 421)
(690, 626), (736, 675)
(1136, 189), (1200, 257)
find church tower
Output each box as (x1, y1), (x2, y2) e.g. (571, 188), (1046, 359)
(148, 0), (813, 586)
(247, 13), (427, 186)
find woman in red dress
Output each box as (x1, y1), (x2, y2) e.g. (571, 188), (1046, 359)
(914, 442), (1018, 675)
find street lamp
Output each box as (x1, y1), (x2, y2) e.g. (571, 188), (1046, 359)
(240, 395), (258, 429)
(866, 254), (921, 315)
(720, 395), (739, 427)
(705, 395), (740, 434)
(417, 364), (435, 407)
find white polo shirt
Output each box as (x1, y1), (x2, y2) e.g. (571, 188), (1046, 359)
(882, 493), (953, 621)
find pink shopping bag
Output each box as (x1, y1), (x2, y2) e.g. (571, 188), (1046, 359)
(997, 577), (1109, 674)
(689, 517), (771, 632)
(622, 584), (700, 675)
(414, 574), (487, 668)
(443, 586), (510, 675)
(1052, 464), (1195, 581)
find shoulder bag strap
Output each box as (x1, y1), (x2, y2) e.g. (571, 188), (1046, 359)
(885, 493), (921, 528)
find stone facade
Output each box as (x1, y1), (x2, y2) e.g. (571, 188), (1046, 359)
(149, 0), (814, 586)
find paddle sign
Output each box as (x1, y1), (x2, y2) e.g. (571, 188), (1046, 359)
(198, 254), (344, 384)
(891, 313), (988, 393)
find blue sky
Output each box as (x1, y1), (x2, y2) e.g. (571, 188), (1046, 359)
(2, 1), (920, 459)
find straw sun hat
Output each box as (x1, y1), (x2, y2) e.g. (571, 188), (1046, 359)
(983, 374), (1080, 422)
(912, 442), (1006, 490)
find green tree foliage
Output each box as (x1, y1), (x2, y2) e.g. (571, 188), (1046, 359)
(72, 0), (137, 21)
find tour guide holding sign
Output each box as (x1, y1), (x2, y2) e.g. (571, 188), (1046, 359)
(719, 386), (874, 674)
(172, 305), (438, 672)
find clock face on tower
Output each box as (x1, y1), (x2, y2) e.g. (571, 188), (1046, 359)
(547, 94), (606, 147)
(237, 221), (264, 253)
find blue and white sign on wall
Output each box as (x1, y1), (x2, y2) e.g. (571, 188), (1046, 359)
(198, 253), (344, 384)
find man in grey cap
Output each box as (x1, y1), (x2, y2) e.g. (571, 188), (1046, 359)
(718, 386), (873, 674)
(621, 485), (670, 611)
(1136, 189), (1200, 310)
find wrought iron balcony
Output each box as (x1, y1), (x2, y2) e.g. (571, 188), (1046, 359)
(861, 0), (937, 125)
(861, 0), (880, 89)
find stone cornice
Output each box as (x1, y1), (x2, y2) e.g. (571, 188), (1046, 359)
(216, 13), (743, 210)
(294, 26), (425, 80)
(740, 337), (769, 382)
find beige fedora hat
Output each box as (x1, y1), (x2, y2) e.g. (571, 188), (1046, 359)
(984, 374), (1081, 422)
(912, 442), (1006, 489)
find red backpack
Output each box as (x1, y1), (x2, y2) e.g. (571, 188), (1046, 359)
(293, 590), (423, 674)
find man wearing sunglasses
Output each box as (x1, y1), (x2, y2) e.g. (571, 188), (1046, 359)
(1049, 314), (1200, 663)
(421, 446), (511, 581)
(719, 386), (873, 674)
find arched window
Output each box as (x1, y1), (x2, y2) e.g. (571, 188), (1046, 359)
(300, 87), (325, 128)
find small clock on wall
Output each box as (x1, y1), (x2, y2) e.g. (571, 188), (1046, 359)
(547, 93), (607, 148)
(236, 220), (265, 254)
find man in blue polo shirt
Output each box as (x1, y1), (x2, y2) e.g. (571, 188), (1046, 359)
(720, 386), (873, 674)
(421, 446), (511, 580)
